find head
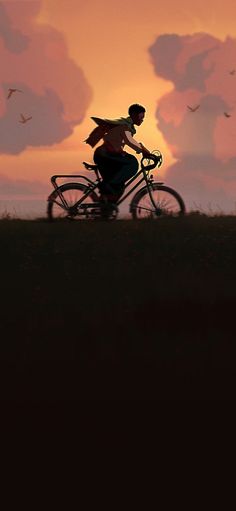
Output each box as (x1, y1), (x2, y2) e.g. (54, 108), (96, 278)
(128, 103), (146, 126)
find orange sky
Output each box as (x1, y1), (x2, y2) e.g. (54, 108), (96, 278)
(1, 0), (236, 210)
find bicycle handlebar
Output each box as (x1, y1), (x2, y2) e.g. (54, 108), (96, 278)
(140, 151), (163, 172)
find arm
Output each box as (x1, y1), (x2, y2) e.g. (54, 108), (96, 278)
(123, 131), (151, 155)
(139, 142), (151, 156)
(123, 130), (143, 153)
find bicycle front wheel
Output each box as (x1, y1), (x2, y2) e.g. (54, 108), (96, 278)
(131, 183), (185, 219)
(47, 183), (99, 220)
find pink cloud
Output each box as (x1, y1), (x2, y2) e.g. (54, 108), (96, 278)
(149, 33), (236, 212)
(0, 1), (92, 154)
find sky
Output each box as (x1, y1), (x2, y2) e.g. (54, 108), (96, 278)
(1, 0), (236, 214)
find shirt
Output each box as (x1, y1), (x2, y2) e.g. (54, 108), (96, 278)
(91, 116), (143, 154)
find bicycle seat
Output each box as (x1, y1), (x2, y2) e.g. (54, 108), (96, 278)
(83, 161), (98, 171)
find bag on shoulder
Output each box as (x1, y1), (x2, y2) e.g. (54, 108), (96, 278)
(84, 117), (117, 148)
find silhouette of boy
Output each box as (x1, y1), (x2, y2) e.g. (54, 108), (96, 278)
(84, 103), (151, 202)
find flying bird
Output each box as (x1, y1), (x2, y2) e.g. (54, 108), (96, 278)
(7, 88), (23, 99)
(19, 113), (32, 124)
(224, 112), (231, 118)
(229, 69), (236, 75)
(187, 105), (200, 112)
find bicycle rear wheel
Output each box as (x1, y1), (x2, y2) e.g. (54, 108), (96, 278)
(131, 183), (185, 219)
(47, 183), (99, 220)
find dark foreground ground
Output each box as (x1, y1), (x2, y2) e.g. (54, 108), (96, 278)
(1, 214), (236, 401)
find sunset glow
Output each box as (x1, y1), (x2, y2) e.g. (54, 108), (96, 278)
(1, 0), (236, 213)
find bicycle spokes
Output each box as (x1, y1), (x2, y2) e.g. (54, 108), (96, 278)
(48, 184), (98, 220)
(133, 186), (184, 219)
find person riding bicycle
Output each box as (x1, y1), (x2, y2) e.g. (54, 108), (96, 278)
(84, 103), (152, 202)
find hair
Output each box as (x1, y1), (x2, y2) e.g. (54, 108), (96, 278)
(128, 103), (146, 116)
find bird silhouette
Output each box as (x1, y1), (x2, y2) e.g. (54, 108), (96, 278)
(7, 88), (23, 99)
(224, 112), (231, 118)
(229, 69), (236, 75)
(19, 113), (32, 124)
(187, 104), (200, 112)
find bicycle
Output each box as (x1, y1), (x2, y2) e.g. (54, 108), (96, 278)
(47, 150), (186, 220)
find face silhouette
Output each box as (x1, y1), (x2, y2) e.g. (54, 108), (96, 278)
(131, 111), (145, 126)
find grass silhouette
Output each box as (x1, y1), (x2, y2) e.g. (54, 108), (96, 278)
(1, 214), (236, 401)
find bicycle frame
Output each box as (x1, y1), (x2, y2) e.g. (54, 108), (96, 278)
(49, 161), (162, 212)
(116, 167), (162, 209)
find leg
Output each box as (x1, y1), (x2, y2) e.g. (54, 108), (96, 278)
(94, 146), (139, 198)
(108, 153), (138, 189)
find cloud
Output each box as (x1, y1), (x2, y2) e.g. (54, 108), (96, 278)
(0, 85), (74, 153)
(0, 0), (92, 154)
(149, 33), (236, 212)
(0, 3), (29, 53)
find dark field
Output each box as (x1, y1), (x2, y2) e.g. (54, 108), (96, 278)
(1, 214), (236, 401)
